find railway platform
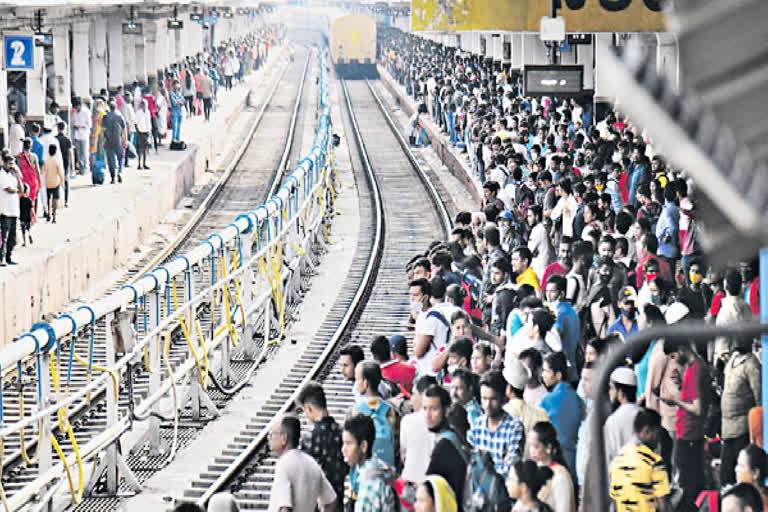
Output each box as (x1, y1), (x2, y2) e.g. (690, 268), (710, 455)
(0, 48), (284, 349)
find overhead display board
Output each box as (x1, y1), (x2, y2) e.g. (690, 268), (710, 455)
(411, 0), (666, 32)
(524, 65), (584, 96)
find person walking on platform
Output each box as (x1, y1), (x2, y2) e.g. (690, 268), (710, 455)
(200, 70), (214, 122)
(101, 102), (126, 184)
(268, 414), (337, 512)
(169, 80), (185, 143)
(41, 145), (64, 223)
(135, 100), (152, 170)
(55, 122), (73, 207)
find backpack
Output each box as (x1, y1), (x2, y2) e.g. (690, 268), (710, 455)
(355, 400), (396, 468)
(426, 310), (451, 348)
(102, 114), (122, 148)
(438, 430), (475, 512)
(469, 450), (512, 512)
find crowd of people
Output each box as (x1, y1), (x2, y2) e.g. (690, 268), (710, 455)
(0, 29), (281, 267)
(245, 28), (764, 512)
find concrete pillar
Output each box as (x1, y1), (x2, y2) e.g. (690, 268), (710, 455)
(90, 17), (108, 94)
(490, 34), (503, 62)
(122, 34), (137, 85)
(656, 32), (679, 92)
(174, 27), (183, 62)
(135, 32), (146, 83)
(593, 33), (613, 99)
(510, 33), (523, 70)
(577, 40), (595, 91)
(107, 18), (124, 89)
(71, 21), (90, 99)
(52, 25), (72, 112)
(27, 45), (46, 120)
(520, 34), (549, 66)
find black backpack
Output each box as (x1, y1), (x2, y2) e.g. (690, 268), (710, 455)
(102, 113), (122, 148)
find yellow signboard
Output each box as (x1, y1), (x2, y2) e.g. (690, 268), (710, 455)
(411, 0), (667, 32)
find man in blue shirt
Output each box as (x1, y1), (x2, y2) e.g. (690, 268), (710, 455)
(545, 274), (580, 383)
(627, 145), (648, 207)
(540, 351), (583, 481)
(607, 286), (640, 340)
(169, 79), (185, 142)
(29, 123), (44, 166)
(655, 183), (680, 262)
(467, 370), (525, 478)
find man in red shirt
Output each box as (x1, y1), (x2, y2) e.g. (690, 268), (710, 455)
(662, 339), (710, 511)
(370, 335), (415, 396)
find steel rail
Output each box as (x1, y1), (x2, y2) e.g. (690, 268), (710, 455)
(189, 74), (451, 507)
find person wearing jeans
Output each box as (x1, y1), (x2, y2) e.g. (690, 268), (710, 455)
(72, 99), (92, 175)
(169, 80), (185, 142)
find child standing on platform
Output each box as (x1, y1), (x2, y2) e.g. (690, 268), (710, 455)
(19, 183), (32, 246)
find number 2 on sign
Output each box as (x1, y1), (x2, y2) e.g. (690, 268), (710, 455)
(10, 40), (26, 67)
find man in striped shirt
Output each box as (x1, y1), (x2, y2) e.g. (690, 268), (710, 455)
(609, 408), (671, 512)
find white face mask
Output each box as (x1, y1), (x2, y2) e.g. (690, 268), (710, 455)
(410, 300), (424, 316)
(447, 364), (458, 376)
(463, 247), (473, 256)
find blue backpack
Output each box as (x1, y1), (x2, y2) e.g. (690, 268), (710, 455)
(355, 400), (395, 468)
(92, 158), (106, 185)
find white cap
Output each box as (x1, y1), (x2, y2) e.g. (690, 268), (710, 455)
(610, 367), (637, 387)
(503, 358), (531, 390)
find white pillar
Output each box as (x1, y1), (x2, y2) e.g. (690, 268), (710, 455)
(577, 40), (595, 91)
(122, 34), (137, 85)
(27, 44), (46, 120)
(71, 21), (90, 99)
(511, 33), (523, 70)
(107, 18), (124, 89)
(174, 27), (183, 62)
(656, 32), (679, 92)
(593, 33), (613, 99)
(521, 34), (549, 66)
(135, 31), (146, 84)
(52, 25), (72, 111)
(90, 17), (108, 94)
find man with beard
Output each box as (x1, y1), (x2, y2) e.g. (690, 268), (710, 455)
(540, 352), (583, 480)
(425, 385), (470, 511)
(468, 370), (525, 478)
(339, 345), (364, 400)
(604, 367), (642, 466)
(488, 257), (518, 337)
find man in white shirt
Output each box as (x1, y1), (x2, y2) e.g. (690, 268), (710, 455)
(400, 376), (438, 485)
(411, 278), (451, 377)
(550, 178), (579, 238)
(71, 98), (92, 175)
(0, 157), (21, 265)
(268, 415), (337, 512)
(604, 367), (642, 466)
(9, 112), (26, 156)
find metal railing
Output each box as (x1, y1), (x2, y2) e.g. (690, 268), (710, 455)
(0, 47), (335, 511)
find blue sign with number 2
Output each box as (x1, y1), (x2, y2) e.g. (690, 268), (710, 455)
(4, 35), (34, 70)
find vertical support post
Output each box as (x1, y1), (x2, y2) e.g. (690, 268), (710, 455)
(760, 249), (768, 442)
(146, 291), (164, 454)
(38, 352), (53, 474)
(103, 312), (118, 493)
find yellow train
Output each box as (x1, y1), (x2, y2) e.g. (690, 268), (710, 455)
(329, 13), (378, 78)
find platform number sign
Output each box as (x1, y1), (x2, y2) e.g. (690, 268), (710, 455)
(4, 35), (35, 70)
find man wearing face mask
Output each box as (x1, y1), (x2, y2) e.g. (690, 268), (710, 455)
(496, 211), (516, 252)
(677, 259), (712, 321)
(607, 286), (640, 341)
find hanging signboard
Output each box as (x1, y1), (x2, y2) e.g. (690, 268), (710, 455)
(3, 35), (35, 70)
(411, 0), (666, 32)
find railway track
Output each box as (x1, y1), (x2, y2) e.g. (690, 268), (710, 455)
(0, 39), (322, 511)
(180, 74), (451, 509)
